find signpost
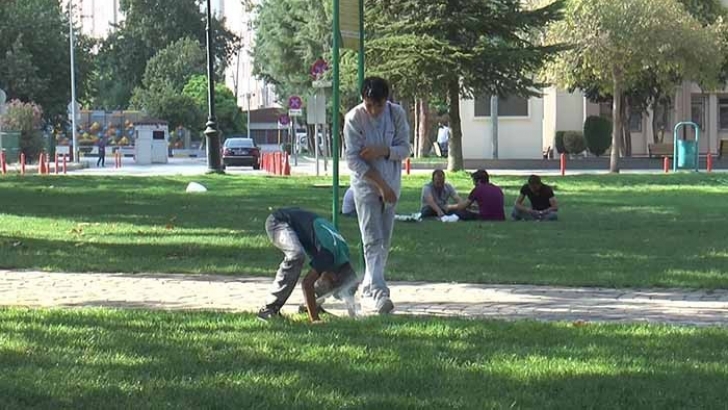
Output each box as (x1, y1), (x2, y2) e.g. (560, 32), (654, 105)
(288, 96), (303, 165)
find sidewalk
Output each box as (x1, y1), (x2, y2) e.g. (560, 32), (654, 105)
(2, 270), (727, 326)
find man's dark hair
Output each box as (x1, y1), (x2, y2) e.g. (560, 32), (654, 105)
(432, 169), (445, 180)
(528, 175), (542, 185)
(361, 77), (390, 102)
(471, 169), (489, 184)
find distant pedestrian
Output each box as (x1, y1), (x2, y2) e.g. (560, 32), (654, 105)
(96, 137), (106, 167)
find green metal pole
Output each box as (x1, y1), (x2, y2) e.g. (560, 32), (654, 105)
(357, 0), (366, 272)
(358, 0), (364, 87)
(332, 0), (341, 228)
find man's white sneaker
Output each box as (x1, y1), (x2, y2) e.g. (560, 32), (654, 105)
(375, 297), (395, 315)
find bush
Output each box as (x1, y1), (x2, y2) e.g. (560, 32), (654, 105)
(563, 131), (586, 154)
(555, 131), (566, 154)
(1, 100), (45, 162)
(583, 116), (612, 157)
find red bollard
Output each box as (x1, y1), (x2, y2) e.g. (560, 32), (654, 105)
(663, 156), (669, 173)
(20, 153), (26, 175)
(55, 153), (60, 175)
(46, 153), (50, 175)
(707, 152), (713, 173)
(283, 153), (291, 176)
(405, 157), (411, 175)
(560, 153), (566, 176)
(63, 154), (68, 175)
(1, 151), (6, 175)
(38, 153), (46, 175)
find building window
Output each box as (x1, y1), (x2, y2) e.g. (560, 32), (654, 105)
(719, 98), (728, 130)
(599, 103), (641, 132)
(691, 96), (706, 130)
(599, 102), (612, 118)
(474, 94), (529, 117)
(654, 101), (673, 134)
(630, 108), (643, 132)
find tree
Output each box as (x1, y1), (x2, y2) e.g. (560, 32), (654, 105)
(92, 0), (238, 109)
(366, 0), (565, 171)
(129, 38), (208, 130)
(544, 0), (726, 172)
(0, 0), (94, 120)
(182, 75), (246, 138)
(252, 0), (350, 101)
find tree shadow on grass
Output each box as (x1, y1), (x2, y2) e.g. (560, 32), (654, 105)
(1, 310), (728, 409)
(0, 235), (280, 275)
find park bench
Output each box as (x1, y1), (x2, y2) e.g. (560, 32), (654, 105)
(720, 139), (728, 159)
(648, 143), (673, 158)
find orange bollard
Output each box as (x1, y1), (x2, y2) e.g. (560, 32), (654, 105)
(405, 157), (411, 175)
(560, 153), (566, 176)
(663, 156), (669, 173)
(46, 153), (50, 175)
(1, 151), (6, 175)
(283, 153), (291, 176)
(63, 154), (68, 175)
(707, 152), (713, 173)
(20, 153), (26, 175)
(38, 153), (46, 175)
(55, 153), (60, 175)
(275, 152), (281, 175)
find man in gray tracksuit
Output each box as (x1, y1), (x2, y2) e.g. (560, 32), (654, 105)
(344, 76), (411, 314)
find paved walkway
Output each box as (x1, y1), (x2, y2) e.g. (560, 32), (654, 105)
(2, 270), (727, 326)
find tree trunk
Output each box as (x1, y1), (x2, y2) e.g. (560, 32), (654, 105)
(413, 97), (420, 157)
(650, 100), (659, 144)
(418, 97), (431, 158)
(447, 80), (463, 171)
(621, 95), (632, 157)
(610, 74), (622, 173)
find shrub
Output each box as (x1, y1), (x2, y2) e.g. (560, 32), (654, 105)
(1, 99), (45, 162)
(563, 131), (586, 154)
(583, 115), (612, 157)
(555, 131), (566, 154)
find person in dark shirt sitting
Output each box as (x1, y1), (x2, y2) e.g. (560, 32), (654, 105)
(512, 175), (559, 221)
(258, 207), (358, 323)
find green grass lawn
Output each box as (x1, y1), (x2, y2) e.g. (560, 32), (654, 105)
(1, 173), (727, 288)
(1, 308), (727, 410)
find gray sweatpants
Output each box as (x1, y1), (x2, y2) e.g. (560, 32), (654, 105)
(264, 214), (306, 310)
(354, 194), (396, 301)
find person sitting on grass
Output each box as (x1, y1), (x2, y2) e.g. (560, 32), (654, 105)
(258, 207), (358, 323)
(512, 174), (559, 221)
(452, 169), (505, 221)
(420, 170), (465, 218)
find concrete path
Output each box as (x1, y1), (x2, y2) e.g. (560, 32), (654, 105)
(2, 270), (727, 326)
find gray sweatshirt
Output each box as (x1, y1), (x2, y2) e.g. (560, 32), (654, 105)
(344, 102), (411, 199)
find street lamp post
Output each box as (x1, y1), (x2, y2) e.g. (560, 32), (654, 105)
(204, 0), (223, 173)
(68, 1), (79, 163)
